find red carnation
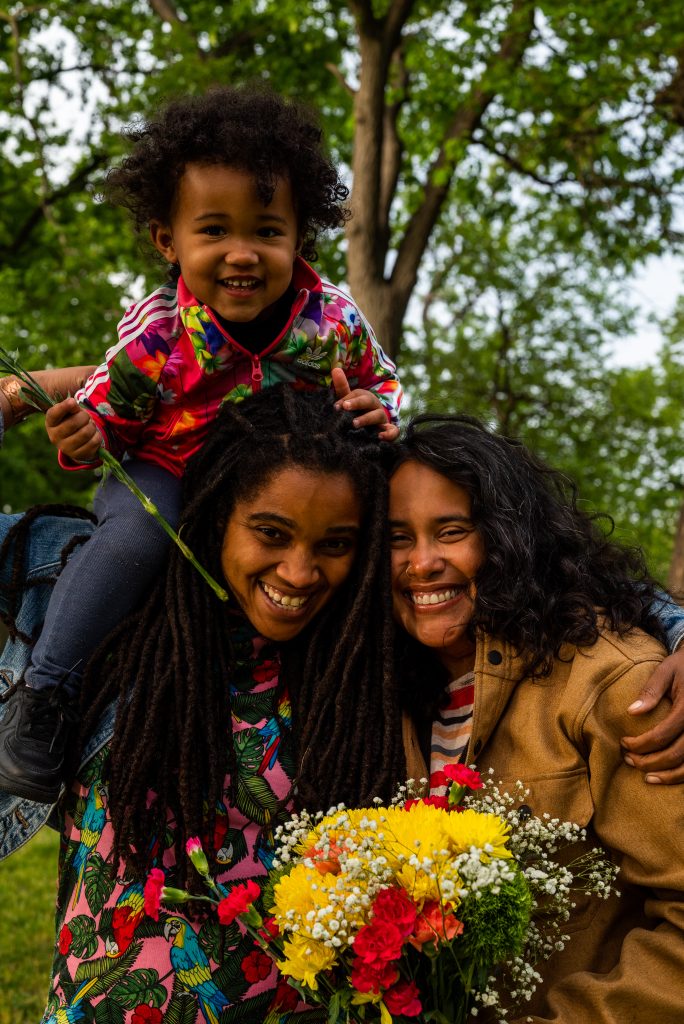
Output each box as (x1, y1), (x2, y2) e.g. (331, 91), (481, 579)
(259, 915), (280, 941)
(58, 924), (73, 955)
(217, 879), (261, 925)
(383, 979), (422, 1017)
(405, 795), (450, 810)
(353, 920), (405, 966)
(351, 958), (399, 994)
(371, 887), (418, 937)
(429, 769), (448, 789)
(131, 1005), (163, 1024)
(143, 868), (165, 922)
(444, 764), (483, 790)
(241, 948), (273, 983)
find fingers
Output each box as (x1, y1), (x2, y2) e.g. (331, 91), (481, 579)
(621, 736), (684, 784)
(626, 658), (677, 715)
(331, 367), (352, 400)
(378, 422), (400, 442)
(45, 397), (101, 462)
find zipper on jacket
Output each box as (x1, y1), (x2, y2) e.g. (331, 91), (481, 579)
(251, 355), (264, 390)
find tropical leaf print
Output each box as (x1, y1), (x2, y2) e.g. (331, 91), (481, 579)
(219, 990), (274, 1024)
(233, 729), (264, 773)
(109, 968), (167, 1009)
(69, 914), (98, 958)
(235, 773), (278, 826)
(212, 934), (258, 1003)
(164, 991), (199, 1024)
(85, 852), (117, 916)
(199, 919), (241, 964)
(94, 997), (126, 1024)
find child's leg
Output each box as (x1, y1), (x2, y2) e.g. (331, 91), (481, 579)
(0, 461), (181, 803)
(25, 460), (182, 696)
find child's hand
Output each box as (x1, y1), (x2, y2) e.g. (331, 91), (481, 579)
(332, 367), (399, 441)
(621, 647), (684, 783)
(46, 397), (103, 463)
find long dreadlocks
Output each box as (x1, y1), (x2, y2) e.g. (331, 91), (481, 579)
(80, 387), (405, 879)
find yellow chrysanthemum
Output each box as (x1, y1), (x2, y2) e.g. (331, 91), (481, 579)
(440, 808), (513, 860)
(279, 935), (337, 990)
(272, 864), (334, 928)
(371, 804), (451, 867)
(299, 807), (383, 855)
(393, 862), (443, 906)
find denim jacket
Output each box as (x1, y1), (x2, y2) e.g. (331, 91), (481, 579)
(0, 510), (116, 858)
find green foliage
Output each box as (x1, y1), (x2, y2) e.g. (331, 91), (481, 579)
(1, 1), (683, 572)
(457, 869), (532, 965)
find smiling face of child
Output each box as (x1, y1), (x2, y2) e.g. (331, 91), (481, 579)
(150, 162), (300, 323)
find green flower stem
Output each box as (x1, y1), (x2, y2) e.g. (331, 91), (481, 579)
(0, 347), (229, 602)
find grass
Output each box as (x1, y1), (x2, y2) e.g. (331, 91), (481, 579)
(0, 826), (59, 1024)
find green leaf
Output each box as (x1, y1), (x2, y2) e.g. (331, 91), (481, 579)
(212, 933), (256, 1002)
(219, 990), (272, 1024)
(85, 853), (117, 917)
(74, 942), (141, 988)
(235, 773), (278, 826)
(109, 967), (167, 1009)
(233, 729), (265, 773)
(70, 914), (99, 958)
(199, 918), (241, 963)
(94, 998), (126, 1024)
(164, 992), (199, 1024)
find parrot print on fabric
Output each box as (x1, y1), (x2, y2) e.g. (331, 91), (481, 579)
(44, 629), (306, 1024)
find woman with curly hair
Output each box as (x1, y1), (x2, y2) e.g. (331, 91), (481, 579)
(0, 85), (402, 805)
(388, 414), (684, 1022)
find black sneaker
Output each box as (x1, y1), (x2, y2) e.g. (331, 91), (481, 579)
(0, 682), (78, 803)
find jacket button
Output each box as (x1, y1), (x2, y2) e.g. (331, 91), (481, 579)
(473, 739), (482, 756)
(518, 804), (532, 821)
(488, 650), (503, 665)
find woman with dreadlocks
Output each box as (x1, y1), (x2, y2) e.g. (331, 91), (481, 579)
(0, 387), (417, 1024)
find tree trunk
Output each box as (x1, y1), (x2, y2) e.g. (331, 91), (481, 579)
(667, 497), (684, 599)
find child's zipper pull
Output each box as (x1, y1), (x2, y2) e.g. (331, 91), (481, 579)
(251, 356), (264, 388)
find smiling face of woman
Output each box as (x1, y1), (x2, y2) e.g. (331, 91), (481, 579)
(221, 465), (361, 642)
(389, 460), (485, 675)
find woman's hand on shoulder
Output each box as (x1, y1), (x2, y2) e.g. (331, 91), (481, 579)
(621, 648), (684, 783)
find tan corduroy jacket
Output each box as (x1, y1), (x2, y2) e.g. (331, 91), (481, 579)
(433, 626), (684, 1024)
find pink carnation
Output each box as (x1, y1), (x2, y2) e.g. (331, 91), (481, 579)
(143, 867), (166, 922)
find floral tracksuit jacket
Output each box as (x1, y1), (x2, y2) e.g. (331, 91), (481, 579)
(63, 258), (402, 477)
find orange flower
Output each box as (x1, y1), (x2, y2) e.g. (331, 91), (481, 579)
(410, 900), (464, 950)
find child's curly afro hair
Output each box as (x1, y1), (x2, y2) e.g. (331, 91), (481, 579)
(105, 84), (350, 264)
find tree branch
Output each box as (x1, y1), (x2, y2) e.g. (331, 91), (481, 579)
(390, 0), (536, 300)
(0, 154), (108, 262)
(325, 61), (356, 96)
(148, 0), (182, 23)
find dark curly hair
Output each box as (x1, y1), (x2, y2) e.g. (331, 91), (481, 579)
(392, 413), (667, 715)
(104, 84), (350, 267)
(80, 387), (405, 880)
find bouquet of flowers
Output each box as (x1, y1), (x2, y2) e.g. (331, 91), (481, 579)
(148, 766), (618, 1023)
